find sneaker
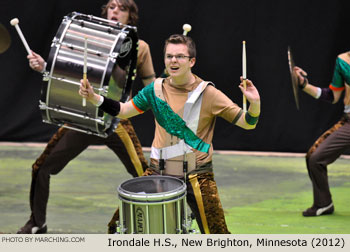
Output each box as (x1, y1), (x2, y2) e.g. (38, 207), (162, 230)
(108, 223), (117, 234)
(17, 218), (47, 234)
(302, 202), (334, 217)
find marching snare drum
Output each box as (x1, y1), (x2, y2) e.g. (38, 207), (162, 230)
(40, 12), (138, 137)
(117, 176), (188, 234)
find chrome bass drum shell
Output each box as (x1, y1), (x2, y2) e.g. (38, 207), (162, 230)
(40, 12), (138, 137)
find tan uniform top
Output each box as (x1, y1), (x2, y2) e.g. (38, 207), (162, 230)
(150, 75), (242, 166)
(136, 40), (155, 81)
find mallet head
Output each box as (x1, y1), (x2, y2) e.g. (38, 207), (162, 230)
(182, 24), (192, 36)
(10, 18), (19, 26)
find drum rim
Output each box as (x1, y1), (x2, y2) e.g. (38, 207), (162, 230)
(118, 175), (187, 202)
(118, 193), (186, 205)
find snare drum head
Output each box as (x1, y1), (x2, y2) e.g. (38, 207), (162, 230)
(119, 176), (187, 234)
(122, 176), (184, 194)
(118, 176), (186, 202)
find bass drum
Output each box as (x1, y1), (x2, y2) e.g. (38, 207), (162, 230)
(40, 12), (138, 137)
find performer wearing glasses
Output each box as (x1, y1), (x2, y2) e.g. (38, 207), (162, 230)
(80, 34), (261, 233)
(18, 0), (155, 234)
(293, 51), (350, 217)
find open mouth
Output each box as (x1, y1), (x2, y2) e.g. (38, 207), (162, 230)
(170, 66), (179, 71)
(111, 17), (118, 22)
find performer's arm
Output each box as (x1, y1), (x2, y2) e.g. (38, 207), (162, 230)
(293, 66), (343, 104)
(235, 78), (261, 130)
(79, 79), (141, 119)
(137, 40), (156, 86)
(141, 75), (156, 86)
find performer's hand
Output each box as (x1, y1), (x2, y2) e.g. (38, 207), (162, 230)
(27, 51), (45, 72)
(79, 79), (100, 105)
(293, 66), (308, 89)
(239, 77), (260, 104)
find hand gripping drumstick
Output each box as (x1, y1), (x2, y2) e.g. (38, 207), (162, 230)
(182, 24), (192, 36)
(82, 37), (88, 107)
(242, 41), (247, 112)
(10, 18), (32, 55)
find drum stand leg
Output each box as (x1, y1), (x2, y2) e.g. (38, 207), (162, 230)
(187, 208), (198, 234)
(182, 154), (189, 233)
(183, 197), (190, 233)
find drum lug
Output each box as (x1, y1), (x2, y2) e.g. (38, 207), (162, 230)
(39, 101), (48, 110)
(116, 221), (127, 234)
(188, 228), (199, 234)
(181, 211), (197, 234)
(42, 119), (53, 125)
(182, 225), (198, 234)
(51, 37), (60, 48)
(42, 71), (50, 81)
(99, 86), (109, 96)
(110, 52), (119, 59)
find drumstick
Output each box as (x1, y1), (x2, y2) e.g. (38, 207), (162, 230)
(182, 24), (192, 36)
(242, 41), (247, 112)
(82, 36), (88, 107)
(10, 18), (32, 55)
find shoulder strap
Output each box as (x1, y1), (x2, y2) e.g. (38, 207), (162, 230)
(154, 78), (165, 101)
(183, 81), (212, 135)
(186, 81), (212, 103)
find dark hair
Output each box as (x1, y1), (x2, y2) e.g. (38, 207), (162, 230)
(101, 0), (139, 26)
(164, 34), (196, 58)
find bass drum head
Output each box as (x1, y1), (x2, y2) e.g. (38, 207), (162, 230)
(110, 27), (138, 102)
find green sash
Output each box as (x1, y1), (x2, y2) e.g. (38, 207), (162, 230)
(133, 82), (210, 153)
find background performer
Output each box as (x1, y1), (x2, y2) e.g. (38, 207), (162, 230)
(18, 0), (155, 234)
(293, 51), (350, 217)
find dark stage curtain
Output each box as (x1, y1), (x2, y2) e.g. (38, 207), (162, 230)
(0, 0), (349, 153)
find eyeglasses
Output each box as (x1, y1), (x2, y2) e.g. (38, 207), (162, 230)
(165, 54), (192, 61)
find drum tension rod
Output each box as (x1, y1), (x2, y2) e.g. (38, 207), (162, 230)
(159, 149), (165, 175)
(183, 152), (188, 178)
(183, 151), (189, 233)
